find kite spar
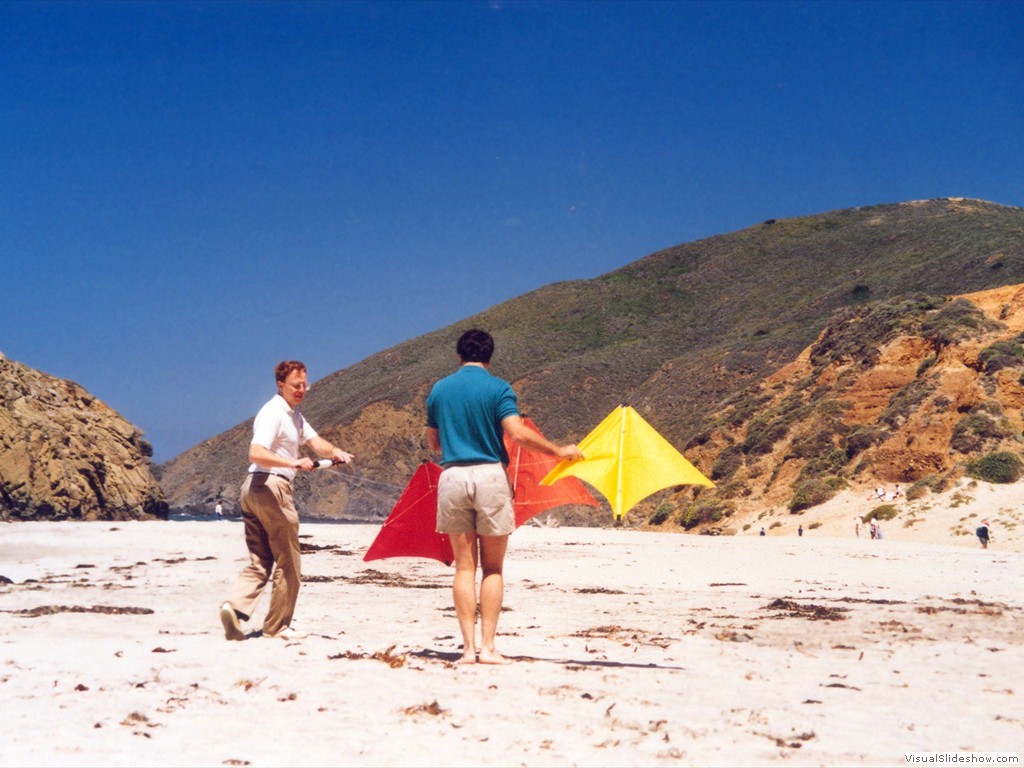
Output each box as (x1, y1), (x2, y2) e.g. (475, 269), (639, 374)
(541, 405), (714, 520)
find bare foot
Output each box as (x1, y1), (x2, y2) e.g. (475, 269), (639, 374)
(477, 649), (512, 665)
(456, 652), (477, 665)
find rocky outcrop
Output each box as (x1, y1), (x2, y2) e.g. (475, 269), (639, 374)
(681, 284), (1024, 529)
(0, 354), (168, 521)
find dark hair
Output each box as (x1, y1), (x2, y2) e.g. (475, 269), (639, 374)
(456, 329), (494, 364)
(274, 360), (307, 383)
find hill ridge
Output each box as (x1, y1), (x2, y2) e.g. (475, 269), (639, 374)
(158, 198), (1024, 523)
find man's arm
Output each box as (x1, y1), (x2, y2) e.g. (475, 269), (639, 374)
(423, 426), (441, 452)
(501, 415), (584, 461)
(306, 435), (354, 465)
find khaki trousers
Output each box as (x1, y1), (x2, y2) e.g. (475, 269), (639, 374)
(228, 473), (301, 637)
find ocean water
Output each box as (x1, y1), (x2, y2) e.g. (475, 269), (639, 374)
(168, 513), (368, 525)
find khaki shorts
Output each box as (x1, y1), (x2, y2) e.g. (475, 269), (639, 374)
(436, 463), (514, 536)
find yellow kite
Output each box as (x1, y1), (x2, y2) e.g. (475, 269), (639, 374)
(541, 405), (714, 520)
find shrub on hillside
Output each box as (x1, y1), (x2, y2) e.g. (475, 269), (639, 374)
(905, 482), (928, 501)
(878, 380), (936, 428)
(788, 476), (845, 513)
(710, 444), (743, 481)
(809, 294), (943, 369)
(906, 473), (953, 499)
(920, 298), (1003, 346)
(845, 426), (886, 458)
(648, 503), (675, 526)
(978, 335), (1024, 373)
(815, 398), (850, 417)
(863, 504), (899, 522)
(965, 452), (1023, 484)
(742, 414), (788, 455)
(799, 448), (848, 480)
(723, 392), (773, 428)
(974, 399), (1006, 416)
(789, 411), (849, 462)
(714, 479), (749, 499)
(951, 409), (1014, 453)
(684, 428), (713, 449)
(679, 498), (733, 529)
(788, 427), (837, 460)
(780, 395), (818, 424)
(850, 284), (871, 302)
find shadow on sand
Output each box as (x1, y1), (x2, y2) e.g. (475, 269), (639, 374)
(410, 647), (687, 671)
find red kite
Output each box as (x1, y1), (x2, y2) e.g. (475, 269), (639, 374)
(363, 461), (453, 566)
(364, 419), (599, 564)
(504, 416), (600, 527)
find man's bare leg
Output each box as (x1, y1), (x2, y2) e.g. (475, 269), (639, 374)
(478, 534), (512, 664)
(449, 532), (480, 663)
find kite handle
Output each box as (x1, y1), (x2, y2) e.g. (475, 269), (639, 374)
(311, 458), (341, 470)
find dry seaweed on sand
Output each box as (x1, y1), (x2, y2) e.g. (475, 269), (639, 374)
(761, 598), (849, 621)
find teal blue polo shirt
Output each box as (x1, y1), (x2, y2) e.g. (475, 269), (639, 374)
(425, 365), (519, 466)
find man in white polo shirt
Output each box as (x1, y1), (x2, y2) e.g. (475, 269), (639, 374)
(219, 360), (354, 641)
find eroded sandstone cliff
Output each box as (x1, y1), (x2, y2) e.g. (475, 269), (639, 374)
(679, 283), (1024, 529)
(0, 355), (168, 521)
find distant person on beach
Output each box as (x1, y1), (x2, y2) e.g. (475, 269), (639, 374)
(424, 329), (583, 664)
(854, 517), (861, 538)
(760, 528), (766, 536)
(798, 525), (803, 537)
(219, 360), (354, 642)
(976, 520), (991, 549)
(215, 501), (223, 517)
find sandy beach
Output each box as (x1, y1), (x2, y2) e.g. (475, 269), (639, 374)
(0, 511), (1021, 767)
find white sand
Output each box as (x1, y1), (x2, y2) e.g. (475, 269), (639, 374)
(736, 477), (1024, 553)
(0, 513), (1021, 767)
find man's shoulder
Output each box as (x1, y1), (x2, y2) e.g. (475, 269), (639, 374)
(254, 394), (288, 420)
(257, 394), (285, 410)
(466, 368), (513, 395)
(428, 367), (514, 407)
(428, 370), (461, 394)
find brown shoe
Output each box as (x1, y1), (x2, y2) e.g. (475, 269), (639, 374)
(219, 602), (245, 641)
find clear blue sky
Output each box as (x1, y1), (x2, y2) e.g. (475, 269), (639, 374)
(2, 1), (1021, 462)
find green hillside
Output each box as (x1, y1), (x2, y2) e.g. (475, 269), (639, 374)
(160, 198), (1024, 520)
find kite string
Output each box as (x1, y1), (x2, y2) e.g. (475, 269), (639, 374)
(311, 462), (441, 510)
(315, 438), (436, 505)
(314, 466), (407, 505)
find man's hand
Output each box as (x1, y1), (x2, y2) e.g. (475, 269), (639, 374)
(557, 444), (584, 462)
(331, 448), (355, 465)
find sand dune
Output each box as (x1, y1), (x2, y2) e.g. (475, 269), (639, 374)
(0, 517), (1021, 766)
(735, 478), (1024, 553)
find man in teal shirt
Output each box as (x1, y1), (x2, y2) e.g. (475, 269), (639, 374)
(425, 329), (583, 664)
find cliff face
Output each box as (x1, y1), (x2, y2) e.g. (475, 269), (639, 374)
(0, 354), (168, 521)
(676, 283), (1024, 530)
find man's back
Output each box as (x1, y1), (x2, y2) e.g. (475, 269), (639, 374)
(426, 365), (518, 466)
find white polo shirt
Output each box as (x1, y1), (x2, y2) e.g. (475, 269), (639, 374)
(247, 394), (318, 481)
